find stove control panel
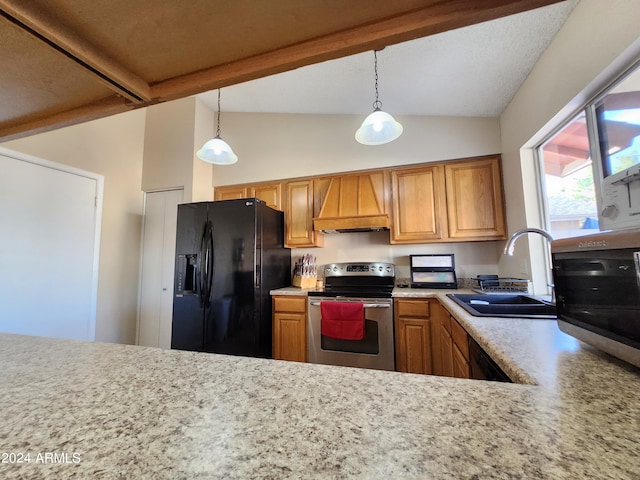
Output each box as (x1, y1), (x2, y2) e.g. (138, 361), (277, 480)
(324, 262), (395, 277)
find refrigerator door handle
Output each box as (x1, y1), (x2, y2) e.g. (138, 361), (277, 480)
(199, 221), (214, 308)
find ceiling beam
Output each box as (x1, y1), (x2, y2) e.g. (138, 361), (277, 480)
(0, 0), (564, 141)
(151, 0), (564, 101)
(0, 96), (132, 142)
(0, 0), (151, 103)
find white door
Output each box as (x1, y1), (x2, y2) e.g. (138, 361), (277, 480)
(137, 189), (183, 348)
(0, 149), (102, 341)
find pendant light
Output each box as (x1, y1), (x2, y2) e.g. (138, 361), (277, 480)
(355, 50), (403, 145)
(196, 88), (238, 165)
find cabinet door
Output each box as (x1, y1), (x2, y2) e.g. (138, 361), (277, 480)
(251, 182), (282, 210)
(390, 165), (447, 244)
(444, 156), (506, 240)
(440, 324), (454, 377)
(394, 299), (433, 374)
(272, 296), (306, 362)
(396, 318), (432, 374)
(273, 312), (306, 362)
(285, 180), (323, 248)
(452, 343), (471, 379)
(214, 185), (248, 201)
(430, 301), (447, 376)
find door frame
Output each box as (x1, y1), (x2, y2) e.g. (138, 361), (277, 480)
(0, 146), (104, 340)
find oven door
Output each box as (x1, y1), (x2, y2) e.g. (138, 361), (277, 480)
(307, 297), (395, 371)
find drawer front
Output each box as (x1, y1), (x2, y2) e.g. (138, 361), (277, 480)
(450, 317), (469, 360)
(273, 296), (307, 313)
(396, 299), (431, 318)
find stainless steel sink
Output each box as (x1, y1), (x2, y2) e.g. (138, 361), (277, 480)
(446, 293), (557, 319)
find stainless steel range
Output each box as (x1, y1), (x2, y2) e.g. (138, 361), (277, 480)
(307, 262), (395, 371)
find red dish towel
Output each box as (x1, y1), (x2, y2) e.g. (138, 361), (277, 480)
(320, 301), (365, 340)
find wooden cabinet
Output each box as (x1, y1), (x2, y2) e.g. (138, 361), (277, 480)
(390, 156), (506, 244)
(450, 316), (470, 378)
(444, 156), (506, 240)
(437, 309), (470, 379)
(272, 296), (307, 362)
(313, 170), (390, 231)
(214, 154), (506, 246)
(251, 182), (282, 210)
(394, 298), (436, 374)
(214, 182), (282, 210)
(214, 185), (248, 201)
(438, 313), (454, 377)
(285, 179), (323, 248)
(390, 165), (448, 244)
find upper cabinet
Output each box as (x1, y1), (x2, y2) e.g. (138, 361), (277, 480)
(214, 181), (282, 210)
(214, 185), (248, 202)
(251, 182), (282, 211)
(444, 156), (506, 240)
(313, 170), (390, 232)
(390, 165), (447, 244)
(213, 155), (507, 246)
(285, 179), (324, 248)
(390, 156), (506, 243)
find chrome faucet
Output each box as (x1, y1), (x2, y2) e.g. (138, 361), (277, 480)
(503, 228), (554, 256)
(503, 227), (555, 302)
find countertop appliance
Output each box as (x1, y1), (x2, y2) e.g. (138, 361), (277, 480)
(409, 254), (457, 288)
(307, 262), (395, 370)
(551, 228), (640, 368)
(171, 198), (291, 358)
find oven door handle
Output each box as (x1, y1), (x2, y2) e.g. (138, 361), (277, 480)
(309, 301), (391, 308)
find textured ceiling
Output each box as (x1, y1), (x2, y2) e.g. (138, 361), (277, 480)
(198, 0), (578, 117)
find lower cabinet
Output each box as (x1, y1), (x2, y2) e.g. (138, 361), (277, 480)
(394, 298), (435, 374)
(450, 315), (471, 378)
(272, 296), (307, 362)
(438, 313), (455, 377)
(395, 297), (470, 379)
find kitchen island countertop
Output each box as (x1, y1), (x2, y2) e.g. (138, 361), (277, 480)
(2, 289), (639, 478)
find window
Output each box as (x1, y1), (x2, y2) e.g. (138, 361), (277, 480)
(596, 100), (640, 179)
(537, 62), (640, 238)
(538, 111), (599, 239)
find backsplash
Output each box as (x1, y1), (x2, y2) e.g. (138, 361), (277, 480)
(395, 277), (477, 289)
(296, 230), (503, 283)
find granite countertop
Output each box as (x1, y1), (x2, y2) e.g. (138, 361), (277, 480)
(2, 294), (640, 478)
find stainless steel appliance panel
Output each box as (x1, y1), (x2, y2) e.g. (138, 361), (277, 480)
(551, 228), (640, 368)
(308, 297), (395, 371)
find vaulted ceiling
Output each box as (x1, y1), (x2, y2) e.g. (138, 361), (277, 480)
(0, 0), (564, 142)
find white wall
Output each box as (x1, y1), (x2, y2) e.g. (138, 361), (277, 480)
(499, 0), (640, 293)
(1, 109), (147, 344)
(214, 113), (500, 185)
(142, 97), (214, 202)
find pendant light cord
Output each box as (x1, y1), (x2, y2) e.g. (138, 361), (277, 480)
(216, 88), (222, 138)
(373, 50), (382, 111)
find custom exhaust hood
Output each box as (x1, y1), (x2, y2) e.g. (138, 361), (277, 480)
(313, 172), (390, 233)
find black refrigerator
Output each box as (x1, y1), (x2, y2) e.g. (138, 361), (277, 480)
(171, 198), (291, 358)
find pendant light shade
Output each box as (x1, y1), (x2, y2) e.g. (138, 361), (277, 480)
(196, 137), (238, 165)
(355, 50), (402, 146)
(196, 89), (238, 165)
(355, 109), (403, 145)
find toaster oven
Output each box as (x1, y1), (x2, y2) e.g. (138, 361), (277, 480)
(551, 228), (640, 368)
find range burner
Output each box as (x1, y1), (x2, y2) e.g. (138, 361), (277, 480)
(309, 262), (395, 298)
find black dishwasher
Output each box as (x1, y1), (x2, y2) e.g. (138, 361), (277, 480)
(468, 338), (512, 382)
